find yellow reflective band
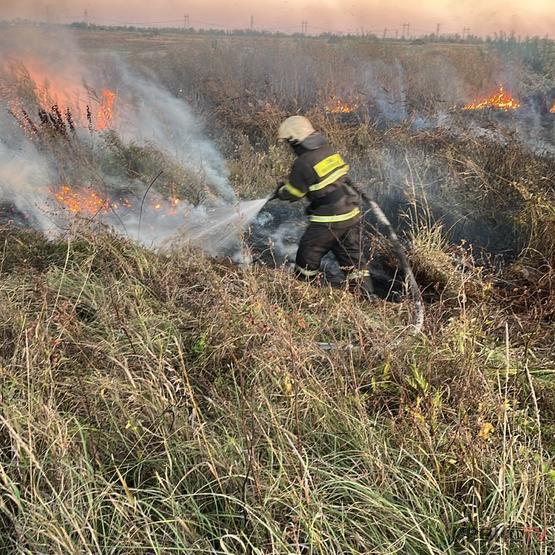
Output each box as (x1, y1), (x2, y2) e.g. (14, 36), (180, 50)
(314, 154), (347, 178)
(309, 166), (350, 192)
(281, 183), (305, 198)
(309, 207), (360, 223)
(295, 265), (320, 277)
(346, 269), (370, 280)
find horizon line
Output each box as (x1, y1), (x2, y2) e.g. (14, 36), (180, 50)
(1, 18), (553, 41)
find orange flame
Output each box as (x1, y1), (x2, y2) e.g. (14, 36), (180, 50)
(51, 184), (182, 218)
(52, 185), (108, 215)
(550, 102), (555, 114)
(97, 89), (117, 130)
(5, 58), (117, 130)
(464, 86), (521, 111)
(325, 96), (360, 114)
(17, 60), (87, 118)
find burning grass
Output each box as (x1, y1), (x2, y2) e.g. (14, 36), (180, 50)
(1, 59), (233, 212)
(324, 95), (361, 114)
(96, 89), (117, 130)
(52, 184), (108, 215)
(0, 29), (554, 553)
(463, 85), (521, 111)
(2, 59), (118, 132)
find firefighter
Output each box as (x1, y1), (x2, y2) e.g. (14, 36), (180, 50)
(272, 115), (373, 298)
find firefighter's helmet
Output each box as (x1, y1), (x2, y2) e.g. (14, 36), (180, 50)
(277, 116), (315, 144)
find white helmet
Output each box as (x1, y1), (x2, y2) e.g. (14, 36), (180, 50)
(277, 116), (315, 144)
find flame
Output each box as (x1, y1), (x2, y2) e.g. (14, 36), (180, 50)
(4, 58), (117, 130)
(52, 185), (108, 215)
(150, 196), (182, 215)
(51, 184), (182, 218)
(325, 95), (360, 114)
(97, 89), (117, 130)
(18, 59), (88, 118)
(463, 86), (521, 111)
(550, 102), (555, 114)
(111, 198), (133, 210)
(168, 185), (181, 214)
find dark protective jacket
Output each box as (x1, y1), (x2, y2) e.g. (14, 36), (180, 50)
(277, 133), (361, 226)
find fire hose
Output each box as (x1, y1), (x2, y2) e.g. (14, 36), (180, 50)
(266, 185), (425, 348)
(357, 187), (425, 335)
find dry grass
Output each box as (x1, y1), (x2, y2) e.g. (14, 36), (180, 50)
(0, 224), (553, 553)
(0, 28), (554, 554)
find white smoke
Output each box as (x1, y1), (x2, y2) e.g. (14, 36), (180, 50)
(0, 111), (53, 229)
(0, 26), (241, 250)
(359, 60), (408, 123)
(115, 67), (234, 202)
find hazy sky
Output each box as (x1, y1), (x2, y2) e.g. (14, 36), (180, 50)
(1, 0), (554, 37)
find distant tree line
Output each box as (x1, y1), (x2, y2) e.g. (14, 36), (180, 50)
(0, 18), (552, 55)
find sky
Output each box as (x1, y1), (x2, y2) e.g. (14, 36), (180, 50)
(1, 0), (553, 37)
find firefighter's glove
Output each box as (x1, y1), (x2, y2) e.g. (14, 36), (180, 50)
(270, 181), (285, 201)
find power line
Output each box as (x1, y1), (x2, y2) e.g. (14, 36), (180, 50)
(35, 14), (554, 40)
(53, 11), (411, 37)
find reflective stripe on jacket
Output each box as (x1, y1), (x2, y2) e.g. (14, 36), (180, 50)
(277, 133), (360, 225)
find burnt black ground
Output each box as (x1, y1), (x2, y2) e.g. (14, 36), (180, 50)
(0, 203), (35, 228)
(247, 191), (525, 290)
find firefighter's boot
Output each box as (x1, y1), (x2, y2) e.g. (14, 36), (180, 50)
(347, 270), (376, 302)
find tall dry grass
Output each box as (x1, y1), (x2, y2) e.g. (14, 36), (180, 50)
(0, 224), (553, 553)
(0, 30), (554, 554)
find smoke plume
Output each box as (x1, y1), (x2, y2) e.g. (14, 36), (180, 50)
(0, 26), (237, 247)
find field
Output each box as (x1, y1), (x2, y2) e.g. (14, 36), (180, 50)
(0, 26), (554, 553)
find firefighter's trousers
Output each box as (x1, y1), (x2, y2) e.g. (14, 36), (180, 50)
(295, 222), (372, 287)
